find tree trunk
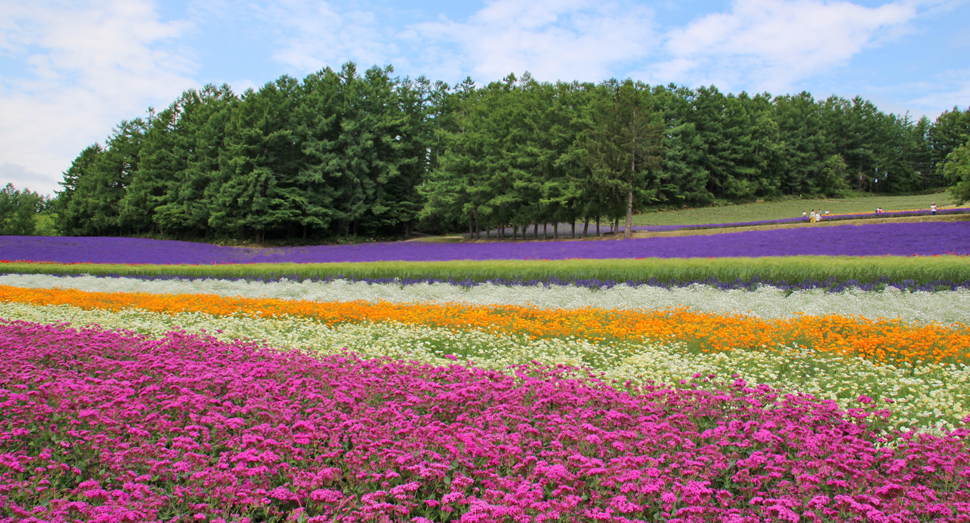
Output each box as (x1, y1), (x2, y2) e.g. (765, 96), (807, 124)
(596, 216), (600, 236)
(625, 189), (634, 239)
(542, 223), (547, 240)
(513, 224), (517, 240)
(533, 223), (538, 238)
(554, 222), (559, 239)
(584, 218), (589, 237)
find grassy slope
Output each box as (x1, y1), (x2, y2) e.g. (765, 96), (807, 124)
(633, 193), (953, 226)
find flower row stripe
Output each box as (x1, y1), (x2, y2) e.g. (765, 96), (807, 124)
(5, 273), (970, 325)
(4, 320), (969, 521)
(6, 300), (969, 432)
(3, 284), (968, 365)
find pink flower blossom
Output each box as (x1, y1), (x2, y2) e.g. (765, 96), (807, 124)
(1, 319), (968, 522)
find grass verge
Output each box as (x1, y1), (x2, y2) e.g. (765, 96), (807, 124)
(3, 256), (970, 289)
(634, 192), (954, 226)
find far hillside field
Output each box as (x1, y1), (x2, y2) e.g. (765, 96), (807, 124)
(633, 193), (953, 226)
(446, 193), (963, 242)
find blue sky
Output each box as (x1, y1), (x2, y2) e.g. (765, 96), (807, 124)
(2, 0), (968, 196)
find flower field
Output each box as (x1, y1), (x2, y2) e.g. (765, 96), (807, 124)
(2, 229), (970, 522)
(5, 321), (970, 523)
(4, 221), (970, 264)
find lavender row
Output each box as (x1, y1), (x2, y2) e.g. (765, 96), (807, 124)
(4, 222), (970, 264)
(19, 271), (970, 293)
(3, 320), (969, 522)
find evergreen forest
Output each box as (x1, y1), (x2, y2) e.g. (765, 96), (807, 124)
(0, 184), (53, 236)
(36, 63), (970, 241)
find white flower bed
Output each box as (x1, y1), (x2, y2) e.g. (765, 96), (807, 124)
(2, 273), (968, 324)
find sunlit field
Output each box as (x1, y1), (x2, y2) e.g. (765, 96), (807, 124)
(2, 218), (969, 522)
(633, 192), (954, 226)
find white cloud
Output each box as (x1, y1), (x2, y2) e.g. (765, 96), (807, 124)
(0, 0), (197, 196)
(906, 69), (970, 116)
(653, 0), (917, 92)
(410, 0), (658, 83)
(245, 0), (398, 74)
(0, 163), (59, 194)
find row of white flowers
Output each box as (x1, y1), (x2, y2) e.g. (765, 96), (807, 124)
(2, 273), (969, 324)
(3, 301), (966, 433)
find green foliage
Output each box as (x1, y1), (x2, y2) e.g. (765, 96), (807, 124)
(820, 154), (850, 196)
(55, 144), (100, 235)
(577, 80), (663, 238)
(929, 106), (970, 183)
(5, 256), (970, 288)
(944, 138), (970, 205)
(32, 212), (58, 236)
(0, 183), (44, 235)
(207, 75), (304, 242)
(55, 64), (964, 241)
(421, 75), (596, 239)
(55, 119), (149, 236)
(139, 84), (237, 238)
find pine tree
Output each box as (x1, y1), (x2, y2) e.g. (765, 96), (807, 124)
(60, 120), (148, 236)
(578, 80), (662, 239)
(144, 84), (237, 238)
(929, 107), (970, 182)
(653, 84), (711, 206)
(208, 76), (303, 242)
(0, 183), (40, 235)
(295, 68), (343, 238)
(944, 138), (970, 205)
(123, 105), (181, 235)
(419, 78), (482, 235)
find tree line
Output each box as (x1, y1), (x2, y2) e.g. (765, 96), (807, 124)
(29, 63), (970, 240)
(0, 184), (54, 236)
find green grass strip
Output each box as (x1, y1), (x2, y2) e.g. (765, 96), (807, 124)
(3, 256), (970, 287)
(633, 193), (955, 226)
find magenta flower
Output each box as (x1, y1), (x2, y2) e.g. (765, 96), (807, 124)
(1, 319), (969, 522)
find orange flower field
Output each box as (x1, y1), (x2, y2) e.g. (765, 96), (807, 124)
(2, 284), (967, 366)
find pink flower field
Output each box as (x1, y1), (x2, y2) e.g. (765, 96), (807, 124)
(2, 320), (969, 522)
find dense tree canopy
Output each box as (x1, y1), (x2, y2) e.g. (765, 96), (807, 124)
(0, 183), (52, 236)
(945, 138), (970, 205)
(50, 62), (968, 240)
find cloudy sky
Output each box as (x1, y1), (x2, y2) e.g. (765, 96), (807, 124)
(2, 0), (968, 196)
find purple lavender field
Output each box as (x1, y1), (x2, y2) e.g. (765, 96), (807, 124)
(3, 222), (970, 264)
